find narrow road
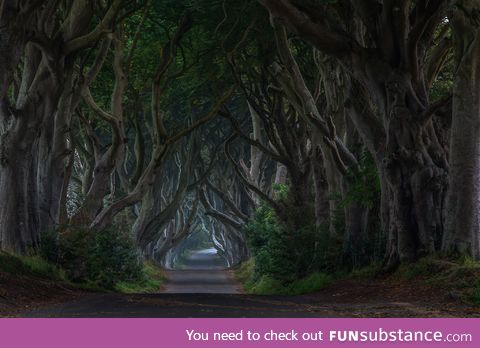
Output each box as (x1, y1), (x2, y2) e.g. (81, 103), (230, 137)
(163, 248), (242, 294)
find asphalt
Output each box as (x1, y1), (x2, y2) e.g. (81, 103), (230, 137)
(163, 248), (242, 294)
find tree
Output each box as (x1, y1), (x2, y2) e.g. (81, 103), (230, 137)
(443, 0), (480, 258)
(259, 0), (453, 268)
(0, 0), (125, 252)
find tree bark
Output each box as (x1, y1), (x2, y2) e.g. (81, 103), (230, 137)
(0, 0), (123, 252)
(0, 103), (41, 252)
(443, 1), (480, 258)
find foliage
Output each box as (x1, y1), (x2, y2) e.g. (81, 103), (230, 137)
(0, 250), (163, 294)
(235, 258), (255, 284)
(115, 262), (165, 293)
(0, 252), (66, 281)
(244, 188), (340, 292)
(246, 202), (318, 283)
(239, 269), (331, 295)
(38, 228), (60, 264)
(338, 149), (385, 268)
(245, 275), (284, 295)
(271, 183), (289, 201)
(287, 273), (332, 295)
(89, 228), (144, 289)
(342, 150), (381, 209)
(397, 259), (432, 280)
(394, 256), (480, 305)
(40, 226), (144, 289)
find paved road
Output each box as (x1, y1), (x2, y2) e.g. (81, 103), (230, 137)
(20, 293), (342, 318)
(163, 248), (242, 294)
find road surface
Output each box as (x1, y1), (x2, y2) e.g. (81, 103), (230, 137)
(163, 248), (242, 294)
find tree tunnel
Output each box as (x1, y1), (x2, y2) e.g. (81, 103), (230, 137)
(1, 0), (479, 299)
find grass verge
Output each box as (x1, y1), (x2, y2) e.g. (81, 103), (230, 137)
(0, 252), (66, 281)
(392, 256), (480, 304)
(235, 259), (331, 295)
(236, 256), (480, 304)
(115, 262), (165, 293)
(0, 252), (164, 294)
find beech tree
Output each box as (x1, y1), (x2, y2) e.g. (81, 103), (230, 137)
(258, 0), (454, 268)
(0, 0), (126, 252)
(443, 0), (480, 258)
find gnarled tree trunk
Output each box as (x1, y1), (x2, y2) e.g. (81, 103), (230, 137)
(380, 74), (448, 267)
(0, 137), (38, 252)
(443, 1), (480, 258)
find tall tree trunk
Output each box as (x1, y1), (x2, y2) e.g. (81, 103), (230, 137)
(0, 109), (40, 252)
(37, 63), (74, 235)
(381, 82), (447, 268)
(343, 200), (369, 265)
(443, 1), (480, 258)
(312, 149), (329, 227)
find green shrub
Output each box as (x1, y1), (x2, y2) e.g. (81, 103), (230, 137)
(87, 227), (143, 289)
(3, 229), (161, 293)
(246, 275), (285, 295)
(21, 255), (66, 280)
(338, 149), (385, 268)
(46, 226), (144, 289)
(115, 262), (165, 293)
(398, 259), (431, 280)
(58, 228), (94, 281)
(288, 272), (331, 295)
(235, 259), (255, 284)
(39, 228), (60, 264)
(246, 202), (319, 283)
(0, 252), (28, 275)
(244, 272), (331, 295)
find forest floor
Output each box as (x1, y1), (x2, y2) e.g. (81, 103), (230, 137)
(5, 251), (478, 318)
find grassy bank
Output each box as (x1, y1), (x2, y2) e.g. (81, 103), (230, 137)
(0, 252), (164, 294)
(115, 262), (165, 293)
(392, 256), (480, 305)
(236, 257), (480, 304)
(235, 259), (332, 295)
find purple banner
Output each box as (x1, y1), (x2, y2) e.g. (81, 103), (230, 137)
(0, 318), (477, 347)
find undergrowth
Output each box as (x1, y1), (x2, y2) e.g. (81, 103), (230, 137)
(0, 252), (66, 281)
(0, 251), (164, 294)
(235, 259), (331, 295)
(236, 256), (480, 305)
(394, 256), (480, 304)
(115, 262), (165, 293)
